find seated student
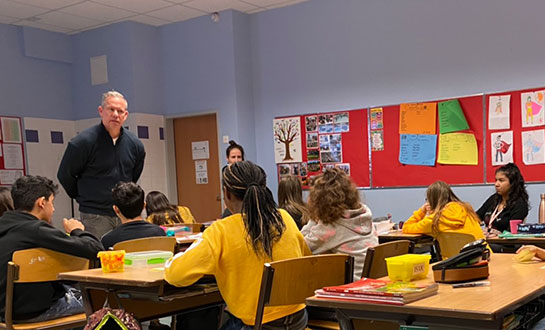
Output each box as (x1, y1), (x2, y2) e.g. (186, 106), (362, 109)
(402, 181), (485, 243)
(221, 140), (245, 219)
(101, 182), (165, 250)
(278, 175), (309, 230)
(0, 175), (103, 323)
(301, 168), (377, 281)
(165, 161), (310, 330)
(476, 163), (529, 236)
(146, 191), (196, 225)
(0, 186), (14, 217)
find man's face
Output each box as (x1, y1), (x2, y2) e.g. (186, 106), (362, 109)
(41, 194), (55, 224)
(99, 96), (128, 136)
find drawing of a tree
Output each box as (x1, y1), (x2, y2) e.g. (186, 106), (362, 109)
(274, 119), (299, 161)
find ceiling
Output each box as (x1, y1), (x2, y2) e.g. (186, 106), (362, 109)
(0, 0), (309, 34)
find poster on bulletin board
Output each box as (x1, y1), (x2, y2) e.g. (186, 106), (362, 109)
(0, 116), (26, 185)
(274, 109), (369, 188)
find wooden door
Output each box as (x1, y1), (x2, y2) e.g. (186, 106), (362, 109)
(173, 114), (221, 222)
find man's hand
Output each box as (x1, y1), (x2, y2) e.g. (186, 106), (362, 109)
(63, 218), (85, 233)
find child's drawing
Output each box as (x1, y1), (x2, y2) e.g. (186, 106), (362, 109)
(521, 91), (545, 127)
(522, 129), (545, 165)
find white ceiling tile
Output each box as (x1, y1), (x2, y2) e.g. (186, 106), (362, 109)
(59, 2), (135, 21)
(0, 13), (19, 24)
(146, 4), (204, 22)
(265, 0), (308, 9)
(243, 0), (298, 7)
(11, 0), (82, 10)
(183, 0), (258, 13)
(14, 19), (73, 33)
(37, 11), (103, 29)
(246, 7), (266, 14)
(128, 14), (169, 26)
(0, 0), (49, 19)
(92, 0), (173, 14)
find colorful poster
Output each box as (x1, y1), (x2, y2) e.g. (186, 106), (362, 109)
(371, 130), (384, 151)
(438, 99), (469, 134)
(305, 116), (317, 132)
(399, 103), (436, 134)
(521, 91), (545, 127)
(522, 129), (545, 165)
(437, 133), (478, 165)
(488, 95), (510, 130)
(399, 134), (437, 166)
(273, 116), (302, 163)
(1, 117), (21, 143)
(490, 131), (513, 166)
(306, 132), (318, 148)
(335, 163), (350, 175)
(370, 108), (383, 130)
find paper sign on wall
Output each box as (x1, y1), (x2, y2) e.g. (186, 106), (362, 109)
(273, 116), (302, 163)
(192, 141), (209, 160)
(491, 131), (513, 166)
(437, 133), (478, 165)
(522, 129), (545, 165)
(438, 99), (469, 134)
(399, 134), (437, 166)
(488, 95), (510, 130)
(399, 103), (436, 135)
(195, 160), (208, 184)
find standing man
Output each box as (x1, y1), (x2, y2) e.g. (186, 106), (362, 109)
(57, 91), (146, 238)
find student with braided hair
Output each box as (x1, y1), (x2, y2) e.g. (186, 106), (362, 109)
(165, 161), (310, 330)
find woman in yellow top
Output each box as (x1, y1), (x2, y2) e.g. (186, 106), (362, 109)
(145, 191), (195, 225)
(165, 161), (310, 330)
(402, 181), (485, 242)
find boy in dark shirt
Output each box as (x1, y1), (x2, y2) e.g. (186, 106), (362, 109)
(0, 175), (103, 322)
(101, 182), (165, 250)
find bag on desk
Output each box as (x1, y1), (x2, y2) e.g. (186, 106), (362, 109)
(84, 307), (141, 330)
(432, 239), (490, 283)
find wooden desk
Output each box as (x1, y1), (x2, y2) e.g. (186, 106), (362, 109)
(59, 267), (222, 321)
(306, 254), (545, 330)
(379, 230), (433, 245)
(487, 237), (545, 249)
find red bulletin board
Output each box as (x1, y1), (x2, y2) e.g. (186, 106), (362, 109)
(486, 87), (545, 183)
(276, 109), (370, 188)
(371, 95), (484, 187)
(0, 116), (26, 186)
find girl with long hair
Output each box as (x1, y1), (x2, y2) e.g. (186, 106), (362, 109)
(0, 187), (14, 217)
(476, 163), (529, 235)
(145, 191), (195, 225)
(278, 175), (309, 229)
(165, 161), (310, 330)
(402, 181), (485, 241)
(301, 168), (377, 280)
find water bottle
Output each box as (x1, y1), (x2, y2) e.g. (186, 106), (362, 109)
(538, 194), (545, 223)
(166, 226), (190, 237)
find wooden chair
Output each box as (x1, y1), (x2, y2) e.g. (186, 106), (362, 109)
(0, 248), (89, 330)
(254, 254), (354, 330)
(112, 236), (177, 252)
(361, 240), (414, 279)
(434, 232), (476, 260)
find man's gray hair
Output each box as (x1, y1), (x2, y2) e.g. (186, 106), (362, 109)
(101, 90), (126, 108)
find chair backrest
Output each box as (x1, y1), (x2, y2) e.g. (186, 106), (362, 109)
(3, 248), (89, 329)
(253, 254), (354, 330)
(112, 236), (177, 253)
(435, 232), (476, 260)
(361, 240), (414, 279)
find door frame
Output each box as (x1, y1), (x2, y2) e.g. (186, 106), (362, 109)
(164, 111), (225, 212)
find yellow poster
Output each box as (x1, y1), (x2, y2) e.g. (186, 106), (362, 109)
(399, 103), (436, 134)
(437, 133), (478, 165)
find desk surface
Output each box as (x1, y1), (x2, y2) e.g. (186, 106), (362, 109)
(487, 236), (545, 246)
(379, 230), (433, 242)
(307, 254), (545, 328)
(59, 266), (166, 287)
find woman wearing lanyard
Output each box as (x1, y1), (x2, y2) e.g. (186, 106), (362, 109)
(476, 163), (529, 237)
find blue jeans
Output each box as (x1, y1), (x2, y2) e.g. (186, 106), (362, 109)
(221, 309), (307, 330)
(15, 285), (83, 323)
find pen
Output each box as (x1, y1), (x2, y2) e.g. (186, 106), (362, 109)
(452, 281), (490, 288)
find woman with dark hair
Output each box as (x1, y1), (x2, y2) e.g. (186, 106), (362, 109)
(476, 163), (529, 235)
(0, 186), (14, 217)
(225, 140), (244, 164)
(145, 191), (195, 225)
(301, 168), (377, 280)
(165, 161), (310, 330)
(278, 175), (309, 229)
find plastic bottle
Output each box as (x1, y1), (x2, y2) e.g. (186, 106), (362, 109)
(539, 194), (545, 224)
(166, 226), (190, 237)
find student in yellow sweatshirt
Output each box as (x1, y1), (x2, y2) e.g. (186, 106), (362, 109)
(402, 181), (485, 242)
(165, 161), (311, 330)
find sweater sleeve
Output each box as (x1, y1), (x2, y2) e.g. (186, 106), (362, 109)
(57, 141), (87, 199)
(164, 235), (216, 287)
(402, 208), (432, 234)
(132, 143), (146, 182)
(36, 224), (104, 259)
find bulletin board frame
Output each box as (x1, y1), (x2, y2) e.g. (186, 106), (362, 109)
(0, 116), (26, 186)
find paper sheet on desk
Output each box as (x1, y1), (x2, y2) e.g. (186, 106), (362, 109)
(374, 220), (395, 234)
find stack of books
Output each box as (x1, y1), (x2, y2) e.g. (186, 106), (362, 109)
(315, 278), (438, 305)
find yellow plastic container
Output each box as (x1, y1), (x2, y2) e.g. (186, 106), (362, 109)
(385, 254), (431, 282)
(97, 250), (125, 273)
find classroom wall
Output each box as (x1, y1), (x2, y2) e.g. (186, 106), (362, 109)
(250, 0), (545, 222)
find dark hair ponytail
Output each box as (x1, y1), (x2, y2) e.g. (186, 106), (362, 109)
(222, 161), (284, 257)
